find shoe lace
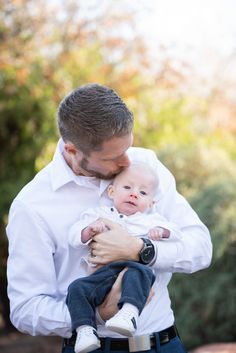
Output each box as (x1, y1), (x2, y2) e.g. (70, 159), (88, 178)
(78, 326), (95, 338)
(120, 309), (135, 323)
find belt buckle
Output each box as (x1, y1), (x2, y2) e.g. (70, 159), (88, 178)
(128, 335), (151, 352)
(161, 332), (169, 344)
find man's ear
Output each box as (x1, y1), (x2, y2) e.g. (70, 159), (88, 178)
(64, 142), (82, 157)
(107, 185), (115, 200)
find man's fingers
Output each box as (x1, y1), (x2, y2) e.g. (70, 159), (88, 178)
(88, 255), (105, 265)
(112, 268), (128, 288)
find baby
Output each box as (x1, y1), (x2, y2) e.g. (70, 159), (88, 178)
(66, 163), (181, 353)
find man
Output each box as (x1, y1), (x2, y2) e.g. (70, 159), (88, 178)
(6, 84), (212, 353)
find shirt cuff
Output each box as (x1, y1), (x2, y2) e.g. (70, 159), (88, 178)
(149, 240), (157, 267)
(153, 240), (179, 270)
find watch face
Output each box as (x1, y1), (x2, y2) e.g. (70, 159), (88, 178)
(140, 244), (154, 264)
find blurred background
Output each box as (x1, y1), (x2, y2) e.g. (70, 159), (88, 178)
(0, 0), (236, 352)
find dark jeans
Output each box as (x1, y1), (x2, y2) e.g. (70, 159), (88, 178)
(66, 261), (155, 331)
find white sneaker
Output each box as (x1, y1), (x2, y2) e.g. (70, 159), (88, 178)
(105, 308), (138, 337)
(74, 325), (100, 353)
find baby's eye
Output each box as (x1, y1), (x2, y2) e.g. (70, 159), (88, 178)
(124, 185), (131, 189)
(140, 191), (147, 195)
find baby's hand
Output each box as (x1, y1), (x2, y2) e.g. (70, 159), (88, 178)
(89, 219), (107, 236)
(82, 219), (107, 243)
(148, 227), (170, 240)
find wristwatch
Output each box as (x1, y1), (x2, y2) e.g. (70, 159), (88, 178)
(139, 238), (155, 265)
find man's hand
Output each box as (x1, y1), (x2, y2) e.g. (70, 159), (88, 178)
(98, 268), (127, 321)
(98, 268), (155, 321)
(89, 218), (143, 265)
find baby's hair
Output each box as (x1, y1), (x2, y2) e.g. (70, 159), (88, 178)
(113, 162), (159, 193)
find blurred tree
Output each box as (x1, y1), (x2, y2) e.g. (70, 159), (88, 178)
(0, 54), (57, 335)
(157, 131), (236, 349)
(158, 143), (236, 199)
(0, 0), (150, 332)
(169, 176), (236, 349)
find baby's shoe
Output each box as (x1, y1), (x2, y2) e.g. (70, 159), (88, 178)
(105, 304), (138, 337)
(74, 325), (100, 353)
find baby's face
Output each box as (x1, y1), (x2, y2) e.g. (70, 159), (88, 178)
(108, 167), (156, 216)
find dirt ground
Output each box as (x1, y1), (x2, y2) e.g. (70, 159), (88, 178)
(190, 343), (236, 353)
(1, 332), (236, 353)
(0, 332), (62, 353)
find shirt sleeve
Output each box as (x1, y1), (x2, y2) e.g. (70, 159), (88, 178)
(148, 150), (213, 273)
(68, 208), (101, 248)
(6, 200), (72, 337)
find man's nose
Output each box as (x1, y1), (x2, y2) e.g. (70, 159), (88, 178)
(117, 153), (130, 167)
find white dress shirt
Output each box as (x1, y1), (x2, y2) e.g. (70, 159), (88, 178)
(6, 139), (212, 338)
(69, 206), (182, 244)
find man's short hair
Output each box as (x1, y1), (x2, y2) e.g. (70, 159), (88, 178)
(57, 83), (133, 154)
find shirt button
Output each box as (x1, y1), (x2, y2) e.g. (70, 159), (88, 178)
(111, 208), (114, 212)
(119, 214), (124, 218)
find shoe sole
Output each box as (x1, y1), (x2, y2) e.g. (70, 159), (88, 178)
(75, 341), (101, 353)
(105, 323), (135, 337)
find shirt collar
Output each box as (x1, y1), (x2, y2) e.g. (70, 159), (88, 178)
(50, 139), (111, 195)
(49, 139), (75, 191)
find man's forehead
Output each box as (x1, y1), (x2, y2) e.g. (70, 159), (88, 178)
(93, 134), (133, 159)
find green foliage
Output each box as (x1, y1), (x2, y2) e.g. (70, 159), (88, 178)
(0, 2), (58, 284)
(0, 62), (57, 217)
(133, 95), (196, 150)
(191, 179), (236, 257)
(158, 143), (236, 199)
(169, 176), (236, 349)
(170, 258), (236, 349)
(158, 140), (236, 349)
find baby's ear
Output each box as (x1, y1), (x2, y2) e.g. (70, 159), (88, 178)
(107, 185), (114, 199)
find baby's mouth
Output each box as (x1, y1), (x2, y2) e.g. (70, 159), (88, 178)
(125, 201), (136, 206)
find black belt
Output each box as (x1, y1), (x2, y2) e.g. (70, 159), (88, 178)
(64, 325), (178, 350)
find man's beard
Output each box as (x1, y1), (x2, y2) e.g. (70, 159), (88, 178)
(79, 157), (123, 180)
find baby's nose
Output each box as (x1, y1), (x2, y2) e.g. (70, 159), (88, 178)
(130, 193), (138, 199)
